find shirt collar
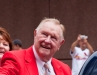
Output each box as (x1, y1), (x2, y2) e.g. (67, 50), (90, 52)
(32, 45), (52, 68)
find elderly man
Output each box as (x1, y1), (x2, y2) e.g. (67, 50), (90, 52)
(0, 18), (71, 75)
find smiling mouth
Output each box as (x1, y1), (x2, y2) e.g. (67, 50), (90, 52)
(0, 50), (5, 54)
(41, 44), (51, 49)
(0, 52), (4, 55)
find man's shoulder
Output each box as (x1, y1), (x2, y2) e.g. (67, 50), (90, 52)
(75, 46), (80, 49)
(52, 58), (71, 74)
(2, 49), (25, 61)
(74, 47), (82, 52)
(52, 58), (69, 67)
(8, 46), (32, 54)
(7, 48), (26, 55)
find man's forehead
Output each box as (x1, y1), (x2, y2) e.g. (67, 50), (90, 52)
(39, 21), (63, 37)
(40, 24), (61, 33)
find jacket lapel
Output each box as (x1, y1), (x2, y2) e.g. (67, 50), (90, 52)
(25, 46), (39, 75)
(52, 58), (64, 75)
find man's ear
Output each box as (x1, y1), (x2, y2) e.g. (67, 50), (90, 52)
(58, 39), (65, 51)
(60, 39), (65, 46)
(34, 29), (37, 36)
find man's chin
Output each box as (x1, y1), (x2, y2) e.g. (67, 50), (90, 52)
(39, 49), (50, 55)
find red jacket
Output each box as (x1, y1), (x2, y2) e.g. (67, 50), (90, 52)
(0, 46), (71, 75)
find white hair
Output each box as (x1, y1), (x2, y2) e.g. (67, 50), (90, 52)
(36, 18), (65, 40)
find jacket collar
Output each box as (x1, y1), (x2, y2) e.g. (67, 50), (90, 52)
(52, 58), (64, 75)
(25, 46), (65, 75)
(25, 46), (39, 75)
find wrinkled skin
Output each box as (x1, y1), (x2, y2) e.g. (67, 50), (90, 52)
(34, 21), (65, 62)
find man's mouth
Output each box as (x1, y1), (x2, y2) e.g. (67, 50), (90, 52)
(41, 43), (51, 49)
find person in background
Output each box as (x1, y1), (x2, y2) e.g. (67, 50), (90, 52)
(70, 34), (94, 75)
(0, 27), (12, 65)
(0, 18), (71, 75)
(12, 39), (22, 50)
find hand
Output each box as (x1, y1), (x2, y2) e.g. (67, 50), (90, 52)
(77, 34), (81, 41)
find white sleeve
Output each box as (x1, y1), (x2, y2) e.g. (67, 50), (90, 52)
(70, 47), (79, 58)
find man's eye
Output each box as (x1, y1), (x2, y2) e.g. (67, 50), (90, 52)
(51, 36), (57, 41)
(42, 33), (47, 36)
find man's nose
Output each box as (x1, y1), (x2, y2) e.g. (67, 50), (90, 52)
(45, 36), (51, 43)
